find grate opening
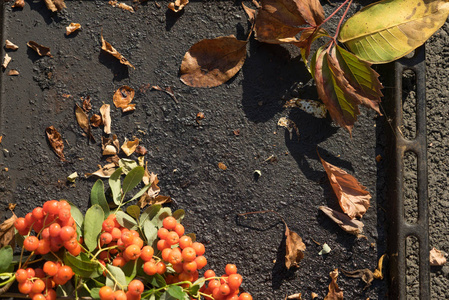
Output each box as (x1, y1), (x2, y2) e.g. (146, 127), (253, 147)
(402, 69), (417, 140)
(404, 151), (418, 223)
(406, 235), (420, 300)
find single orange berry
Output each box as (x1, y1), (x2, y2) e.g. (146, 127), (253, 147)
(36, 239), (51, 255)
(112, 290), (127, 300)
(225, 264), (237, 275)
(23, 236), (39, 252)
(228, 274), (243, 290)
(102, 219), (115, 233)
(238, 293), (252, 300)
(18, 280), (33, 294)
(58, 208), (71, 222)
(15, 269), (28, 283)
(166, 231), (179, 246)
(174, 223), (185, 236)
(194, 255), (207, 270)
(156, 262), (166, 274)
(128, 279), (144, 296)
(112, 256), (126, 267)
(178, 236), (192, 249)
(157, 227), (169, 240)
(43, 261), (58, 277)
(162, 216), (177, 230)
(99, 286), (114, 300)
(59, 226), (76, 241)
(32, 294), (46, 300)
(14, 217), (27, 231)
(111, 227), (122, 241)
(44, 289), (57, 300)
(156, 239), (170, 251)
(124, 244), (141, 261)
(49, 223), (61, 238)
(57, 266), (73, 282)
(141, 246), (155, 262)
(143, 260), (157, 276)
(181, 247), (197, 262)
(31, 279), (46, 294)
(192, 242), (205, 256)
(100, 232), (113, 246)
(204, 269), (215, 279)
(183, 261), (198, 273)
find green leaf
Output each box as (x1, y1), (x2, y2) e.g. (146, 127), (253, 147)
(122, 259), (143, 284)
(0, 246), (13, 273)
(129, 184), (151, 202)
(338, 0), (449, 63)
(122, 166), (145, 196)
(119, 158), (139, 174)
(151, 207), (172, 228)
(106, 265), (127, 288)
(109, 168), (123, 205)
(165, 285), (185, 299)
(91, 180), (110, 217)
(143, 220), (158, 245)
(150, 273), (166, 288)
(296, 27), (330, 72)
(84, 205), (104, 252)
(172, 209), (185, 222)
(186, 233), (196, 242)
(64, 253), (102, 278)
(116, 211), (138, 230)
(310, 45), (325, 79)
(140, 205), (162, 225)
(90, 287), (101, 300)
(126, 205), (141, 219)
(69, 202), (84, 233)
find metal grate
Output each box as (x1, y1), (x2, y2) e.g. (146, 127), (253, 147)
(385, 46), (430, 299)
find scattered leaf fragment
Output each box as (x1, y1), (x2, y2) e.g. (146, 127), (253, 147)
(218, 162), (227, 170)
(2, 54), (11, 69)
(373, 254), (387, 279)
(45, 126), (66, 161)
(319, 206), (364, 235)
(318, 243), (331, 255)
(151, 85), (178, 103)
(375, 154), (382, 162)
(318, 153), (371, 219)
(168, 0), (188, 12)
(86, 163), (117, 178)
(286, 293), (302, 300)
(82, 96), (92, 112)
(109, 0), (135, 12)
(341, 268), (374, 289)
(44, 0), (66, 12)
(67, 172), (78, 183)
(242, 3), (256, 24)
(135, 145), (148, 156)
(101, 33), (135, 69)
(7, 69), (19, 76)
(121, 138), (139, 156)
(311, 292), (318, 299)
(284, 99), (327, 118)
(233, 129), (240, 136)
(90, 114), (103, 127)
(180, 35), (247, 88)
(12, 0), (25, 8)
(0, 136), (2, 143)
(27, 41), (52, 57)
(196, 112), (205, 121)
(0, 208), (17, 247)
(285, 225), (306, 269)
(66, 23), (81, 35)
(75, 104), (95, 142)
(113, 86), (136, 112)
(138, 171), (172, 208)
(103, 145), (117, 156)
(278, 117), (300, 140)
(430, 247), (447, 266)
(254, 170), (262, 177)
(100, 104), (112, 134)
(325, 269), (343, 300)
(5, 40), (18, 50)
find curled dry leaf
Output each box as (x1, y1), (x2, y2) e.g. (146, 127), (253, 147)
(90, 114), (102, 127)
(101, 33), (135, 69)
(286, 293), (302, 300)
(318, 153), (371, 219)
(45, 126), (66, 161)
(66, 23), (81, 35)
(139, 171), (172, 208)
(5, 40), (18, 50)
(7, 69), (19, 76)
(103, 145), (117, 156)
(109, 0), (135, 12)
(27, 41), (52, 57)
(135, 145), (148, 156)
(285, 225), (306, 269)
(75, 104), (96, 142)
(242, 3), (256, 24)
(168, 0), (189, 12)
(121, 138), (139, 156)
(311, 292), (318, 299)
(86, 163), (117, 178)
(44, 0), (66, 12)
(324, 269), (343, 300)
(284, 99), (327, 118)
(12, 0), (25, 8)
(278, 117), (300, 140)
(82, 96), (92, 112)
(113, 86), (136, 112)
(100, 104), (112, 134)
(373, 253), (387, 279)
(430, 247), (447, 266)
(0, 210), (17, 248)
(2, 54), (11, 69)
(319, 206), (364, 235)
(180, 35), (247, 88)
(341, 268), (374, 289)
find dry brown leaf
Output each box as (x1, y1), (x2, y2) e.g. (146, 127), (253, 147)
(180, 35), (247, 88)
(44, 0), (66, 12)
(286, 293), (302, 299)
(86, 163), (117, 178)
(325, 269), (343, 300)
(278, 117), (300, 140)
(82, 96), (92, 112)
(109, 1), (135, 12)
(242, 3), (256, 24)
(285, 225), (306, 269)
(103, 145), (117, 156)
(5, 40), (18, 50)
(318, 153), (371, 219)
(138, 171), (172, 208)
(319, 206), (364, 235)
(0, 211), (17, 248)
(112, 134), (120, 151)
(139, 194), (172, 209)
(121, 138), (139, 156)
(66, 23), (81, 35)
(45, 126), (66, 161)
(135, 145), (148, 156)
(168, 0), (188, 12)
(113, 86), (136, 112)
(151, 85), (178, 103)
(2, 54), (11, 69)
(7, 69), (19, 76)
(311, 292), (318, 299)
(341, 268), (374, 289)
(101, 33), (135, 69)
(75, 104), (95, 142)
(218, 162), (227, 170)
(100, 104), (112, 134)
(90, 114), (102, 127)
(12, 0), (25, 8)
(27, 41), (52, 57)
(373, 254), (387, 279)
(430, 247), (447, 266)
(106, 155), (120, 165)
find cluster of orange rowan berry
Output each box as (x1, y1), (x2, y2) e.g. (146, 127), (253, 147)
(201, 265), (252, 300)
(99, 279), (144, 300)
(14, 200), (80, 256)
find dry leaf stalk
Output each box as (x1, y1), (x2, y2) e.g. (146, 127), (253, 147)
(325, 269), (343, 300)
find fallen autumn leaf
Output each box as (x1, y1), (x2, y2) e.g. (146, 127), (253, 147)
(27, 41), (52, 57)
(45, 126), (66, 161)
(121, 138), (139, 156)
(430, 247), (447, 266)
(5, 40), (18, 50)
(0, 205), (17, 248)
(101, 33), (135, 69)
(168, 0), (189, 12)
(324, 269), (343, 300)
(44, 0), (66, 12)
(2, 54), (11, 69)
(75, 104), (95, 142)
(285, 224), (306, 269)
(100, 104), (112, 134)
(66, 23), (81, 35)
(113, 86), (136, 112)
(319, 206), (364, 235)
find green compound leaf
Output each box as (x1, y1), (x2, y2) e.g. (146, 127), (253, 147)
(91, 179), (110, 217)
(109, 168), (123, 205)
(143, 219), (158, 245)
(122, 166), (145, 196)
(338, 0), (449, 63)
(64, 252), (102, 278)
(172, 209), (185, 222)
(84, 205), (104, 252)
(0, 246), (13, 273)
(90, 287), (101, 299)
(151, 207), (172, 229)
(68, 202), (84, 235)
(116, 211), (138, 230)
(126, 205), (141, 219)
(140, 205), (162, 225)
(106, 265), (127, 288)
(160, 285), (185, 300)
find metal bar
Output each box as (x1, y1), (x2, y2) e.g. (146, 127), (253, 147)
(385, 46), (429, 299)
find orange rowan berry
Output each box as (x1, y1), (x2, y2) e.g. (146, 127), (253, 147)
(31, 279), (46, 294)
(225, 295), (239, 300)
(157, 227), (169, 240)
(15, 269), (28, 283)
(143, 260), (157, 276)
(178, 236), (192, 249)
(26, 268), (35, 279)
(166, 231), (179, 246)
(111, 227), (121, 241)
(41, 228), (50, 240)
(112, 290), (127, 300)
(194, 255), (207, 270)
(52, 273), (67, 286)
(131, 237), (144, 249)
(100, 232), (113, 246)
(225, 264), (237, 275)
(32, 207), (44, 220)
(24, 236), (39, 252)
(183, 261), (197, 273)
(161, 248), (172, 262)
(14, 218), (27, 231)
(162, 216), (177, 230)
(32, 294), (46, 300)
(219, 284), (231, 296)
(18, 280), (33, 294)
(130, 230), (139, 237)
(121, 231), (134, 246)
(124, 245), (141, 261)
(102, 219), (115, 233)
(208, 279), (221, 290)
(99, 286), (114, 300)
(34, 268), (45, 278)
(44, 200), (59, 215)
(68, 244), (81, 256)
(174, 223), (185, 236)
(112, 256), (126, 267)
(192, 242), (205, 256)
(58, 209), (71, 222)
(182, 247), (197, 262)
(141, 246), (155, 262)
(156, 239), (170, 251)
(49, 223), (61, 238)
(228, 274), (242, 290)
(63, 238), (78, 251)
(43, 261), (58, 277)
(168, 248), (182, 265)
(59, 226), (76, 241)
(36, 239), (51, 255)
(238, 293), (252, 300)
(57, 266), (73, 282)
(172, 263), (184, 274)
(44, 289), (57, 300)
(156, 262), (166, 274)
(58, 200), (71, 210)
(125, 291), (141, 300)
(178, 271), (194, 282)
(204, 269), (216, 279)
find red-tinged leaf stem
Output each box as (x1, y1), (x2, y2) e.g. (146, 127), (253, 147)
(320, 0), (352, 27)
(333, 0), (354, 41)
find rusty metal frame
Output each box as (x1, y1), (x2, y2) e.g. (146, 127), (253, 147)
(385, 45), (430, 299)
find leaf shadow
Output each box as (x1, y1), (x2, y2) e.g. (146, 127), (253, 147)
(165, 9), (184, 31)
(271, 233), (297, 289)
(98, 52), (129, 82)
(25, 0), (64, 25)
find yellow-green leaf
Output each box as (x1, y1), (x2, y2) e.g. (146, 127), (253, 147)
(338, 0), (449, 63)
